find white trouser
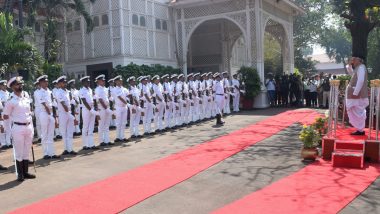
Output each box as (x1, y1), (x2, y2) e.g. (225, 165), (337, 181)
(224, 94), (231, 114)
(233, 92), (240, 112)
(39, 111), (55, 156)
(59, 111), (74, 152)
(154, 101), (165, 131)
(130, 106), (141, 136)
(4, 119), (12, 146)
(143, 102), (154, 133)
(82, 109), (96, 147)
(35, 114), (42, 139)
(192, 97), (200, 122)
(12, 123), (34, 161)
(346, 98), (369, 131)
(98, 109), (111, 143)
(174, 103), (181, 126)
(179, 100), (186, 125)
(115, 106), (128, 139)
(164, 102), (174, 128)
(216, 94), (225, 115)
(74, 106), (81, 133)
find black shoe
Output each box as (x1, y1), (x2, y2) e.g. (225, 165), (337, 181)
(51, 155), (60, 159)
(8, 145), (13, 148)
(62, 150), (70, 155)
(351, 131), (365, 136)
(70, 151), (78, 155)
(37, 138), (42, 143)
(100, 142), (107, 146)
(56, 135), (62, 139)
(122, 138), (129, 142)
(1, 145), (8, 150)
(16, 161), (24, 182)
(91, 146), (99, 150)
(114, 138), (121, 143)
(137, 135), (143, 138)
(108, 142), (115, 146)
(23, 160), (36, 179)
(0, 164), (7, 170)
(131, 135), (137, 139)
(43, 155), (51, 160)
(82, 146), (89, 151)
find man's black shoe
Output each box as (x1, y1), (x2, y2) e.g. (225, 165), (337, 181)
(100, 142), (107, 146)
(43, 155), (50, 160)
(0, 164), (7, 170)
(51, 155), (60, 159)
(70, 151), (78, 155)
(351, 131), (365, 136)
(62, 150), (70, 155)
(82, 146), (89, 151)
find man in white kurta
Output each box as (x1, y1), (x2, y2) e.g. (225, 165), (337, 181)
(346, 56), (369, 135)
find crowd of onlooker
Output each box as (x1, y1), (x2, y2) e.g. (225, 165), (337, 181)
(265, 73), (337, 108)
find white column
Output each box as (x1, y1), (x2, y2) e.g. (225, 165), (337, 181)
(181, 8), (187, 76)
(245, 0), (252, 66)
(81, 17), (86, 60)
(64, 11), (69, 62)
(119, 0), (125, 55)
(254, 0), (269, 108)
(152, 2), (157, 57)
(128, 0), (133, 55)
(109, 0), (114, 56)
(90, 3), (95, 58)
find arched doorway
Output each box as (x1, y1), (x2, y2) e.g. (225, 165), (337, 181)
(186, 18), (247, 74)
(263, 19), (289, 79)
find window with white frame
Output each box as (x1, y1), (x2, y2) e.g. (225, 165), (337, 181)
(140, 16), (146, 27)
(155, 19), (161, 30)
(93, 16), (100, 27)
(102, 14), (109, 26)
(132, 14), (139, 25)
(162, 20), (168, 31)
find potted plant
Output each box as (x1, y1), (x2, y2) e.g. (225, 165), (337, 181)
(299, 125), (320, 161)
(238, 66), (261, 109)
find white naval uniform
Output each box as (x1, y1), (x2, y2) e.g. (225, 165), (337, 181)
(79, 87), (96, 148)
(153, 83), (165, 131)
(232, 78), (240, 112)
(56, 88), (75, 152)
(223, 78), (231, 114)
(214, 80), (225, 115)
(0, 89), (10, 147)
(109, 86), (117, 127)
(3, 92), (34, 161)
(95, 85), (112, 144)
(33, 89), (42, 140)
(129, 85), (141, 137)
(142, 84), (154, 133)
(346, 64), (369, 131)
(52, 87), (61, 138)
(163, 82), (174, 128)
(114, 86), (129, 140)
(37, 88), (56, 156)
(71, 88), (81, 133)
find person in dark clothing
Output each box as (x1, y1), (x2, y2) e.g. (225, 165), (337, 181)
(280, 75), (289, 106)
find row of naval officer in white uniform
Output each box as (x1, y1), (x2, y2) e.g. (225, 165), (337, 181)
(0, 72), (241, 162)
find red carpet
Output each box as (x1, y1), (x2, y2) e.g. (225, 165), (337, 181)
(9, 110), (319, 214)
(214, 160), (380, 214)
(335, 127), (372, 140)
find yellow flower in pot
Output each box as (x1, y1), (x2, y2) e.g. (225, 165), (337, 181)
(299, 125), (320, 161)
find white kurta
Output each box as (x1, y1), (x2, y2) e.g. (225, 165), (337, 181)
(346, 64), (369, 131)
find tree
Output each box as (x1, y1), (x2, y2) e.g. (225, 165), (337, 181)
(332, 0), (380, 61)
(0, 12), (43, 77)
(319, 21), (352, 73)
(25, 0), (96, 62)
(293, 0), (330, 74)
